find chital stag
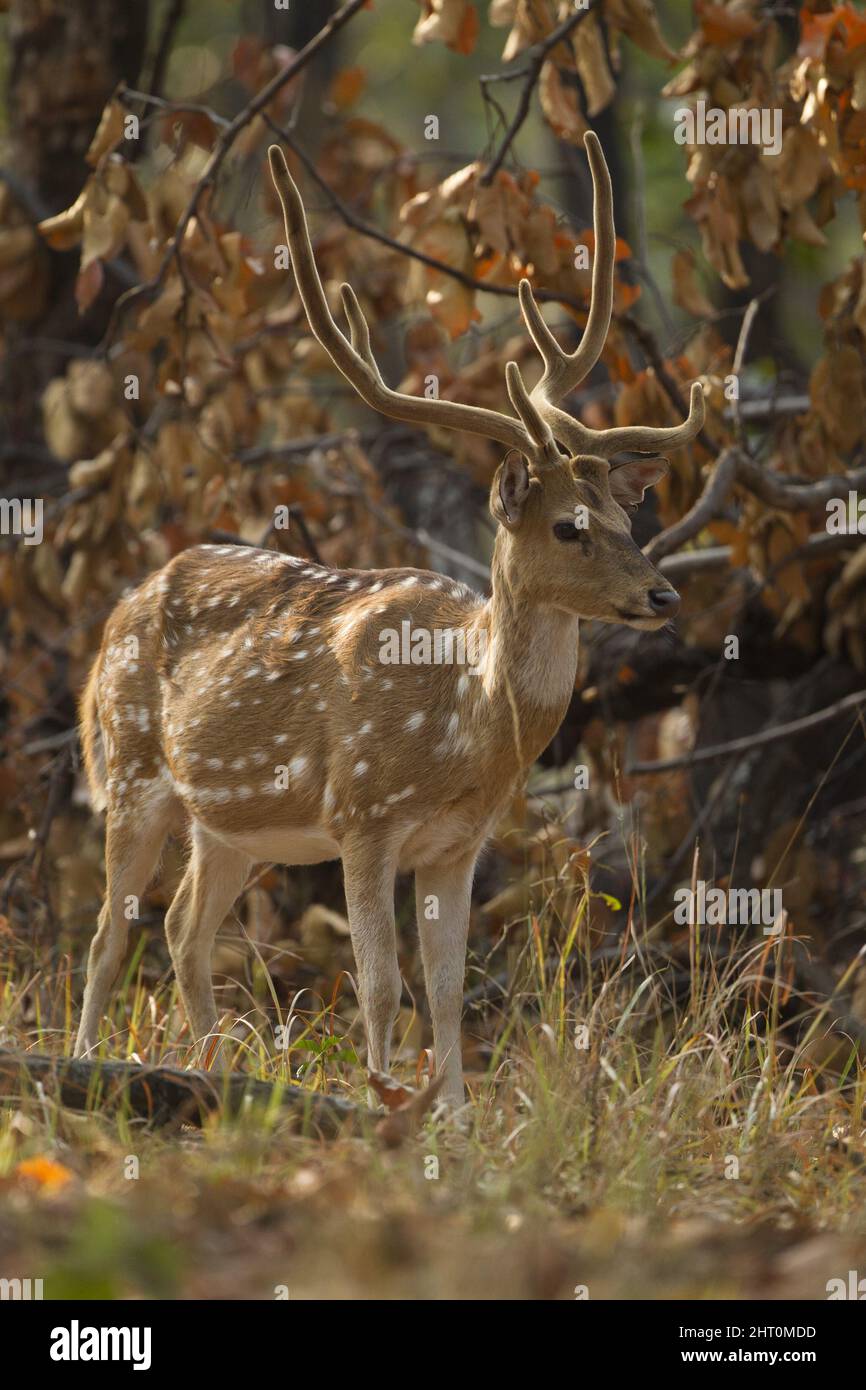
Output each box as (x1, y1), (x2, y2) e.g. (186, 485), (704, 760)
(74, 134), (704, 1106)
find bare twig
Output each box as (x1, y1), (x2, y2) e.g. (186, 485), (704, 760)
(479, 2), (598, 186)
(272, 506), (322, 565)
(726, 394), (809, 421)
(346, 488), (492, 582)
(656, 545), (732, 579)
(146, 0), (187, 105)
(119, 87), (231, 131)
(266, 122), (587, 313)
(730, 293), (764, 450)
(20, 729), (78, 757)
(103, 0), (370, 347)
(644, 448), (740, 562)
(656, 533), (858, 591)
(236, 430), (375, 466)
(627, 689), (866, 775)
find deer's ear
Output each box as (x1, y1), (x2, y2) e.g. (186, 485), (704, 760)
(490, 453), (531, 529)
(609, 455), (669, 508)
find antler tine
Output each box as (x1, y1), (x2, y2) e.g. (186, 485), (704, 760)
(518, 132), (704, 463)
(521, 131), (615, 403)
(340, 282), (374, 361)
(598, 380), (706, 458)
(267, 144), (540, 459)
(504, 361), (563, 459)
(543, 381), (706, 460)
(517, 278), (563, 376)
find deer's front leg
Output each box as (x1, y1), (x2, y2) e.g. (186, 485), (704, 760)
(341, 836), (401, 1076)
(415, 850), (477, 1108)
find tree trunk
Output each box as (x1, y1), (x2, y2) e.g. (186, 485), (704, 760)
(0, 1047), (367, 1135)
(1, 0), (150, 465)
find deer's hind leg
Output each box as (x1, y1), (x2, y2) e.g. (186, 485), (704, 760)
(75, 786), (176, 1057)
(163, 822), (252, 1061)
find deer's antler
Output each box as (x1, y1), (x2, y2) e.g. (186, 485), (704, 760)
(516, 132), (704, 460)
(267, 136), (704, 467)
(519, 132), (616, 402)
(267, 145), (559, 465)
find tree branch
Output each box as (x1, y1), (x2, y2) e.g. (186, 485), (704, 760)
(479, 1), (599, 187)
(645, 448), (739, 562)
(646, 446), (866, 563)
(103, 0), (370, 346)
(626, 689), (866, 775)
(735, 454), (866, 511)
(267, 121), (588, 313)
(146, 0), (187, 105)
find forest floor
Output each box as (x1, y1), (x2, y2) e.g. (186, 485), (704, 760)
(1, 911), (865, 1301)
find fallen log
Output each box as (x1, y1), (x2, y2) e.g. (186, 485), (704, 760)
(0, 1048), (369, 1137)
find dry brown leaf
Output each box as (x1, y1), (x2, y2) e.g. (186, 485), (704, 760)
(328, 66), (366, 109)
(574, 12), (616, 116)
(38, 190), (87, 251)
(374, 1070), (448, 1148)
(787, 201), (828, 248)
(777, 126), (826, 212)
(413, 0), (480, 54)
(740, 160), (780, 253)
(539, 60), (588, 145)
(495, 0), (551, 62)
(689, 180), (749, 289)
(671, 247), (715, 317)
(86, 99), (126, 167)
(367, 1070), (415, 1111)
(697, 1), (760, 49)
(810, 347), (866, 452)
(605, 0), (678, 63)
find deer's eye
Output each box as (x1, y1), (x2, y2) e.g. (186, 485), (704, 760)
(553, 521), (591, 546)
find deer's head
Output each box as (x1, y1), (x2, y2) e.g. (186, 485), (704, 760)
(490, 449), (679, 630)
(268, 135), (704, 632)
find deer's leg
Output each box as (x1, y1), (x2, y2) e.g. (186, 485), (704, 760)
(164, 824), (252, 1058)
(341, 836), (401, 1075)
(75, 804), (171, 1057)
(414, 850), (477, 1107)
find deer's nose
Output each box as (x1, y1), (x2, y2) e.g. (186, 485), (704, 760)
(648, 587), (680, 617)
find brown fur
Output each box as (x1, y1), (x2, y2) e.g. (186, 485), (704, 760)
(80, 661), (107, 813)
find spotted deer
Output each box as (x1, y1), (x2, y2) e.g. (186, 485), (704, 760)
(74, 134), (704, 1106)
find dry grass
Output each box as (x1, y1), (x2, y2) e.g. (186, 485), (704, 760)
(1, 887), (865, 1301)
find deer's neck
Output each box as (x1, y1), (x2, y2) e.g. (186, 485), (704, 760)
(472, 539), (580, 769)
